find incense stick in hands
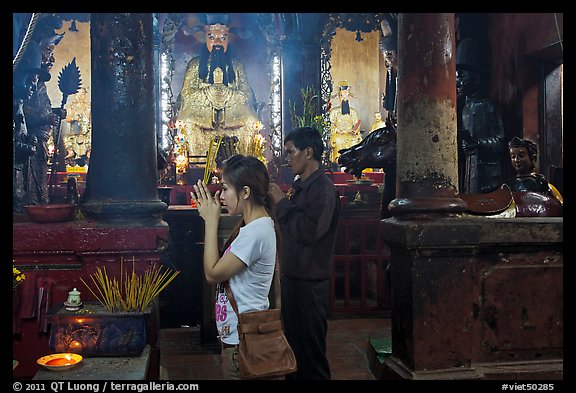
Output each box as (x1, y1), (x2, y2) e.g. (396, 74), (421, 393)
(191, 179), (222, 224)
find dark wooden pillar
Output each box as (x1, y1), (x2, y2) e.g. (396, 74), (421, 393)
(389, 13), (465, 216)
(82, 13), (166, 225)
(281, 40), (321, 133)
(278, 14), (324, 184)
(280, 14), (323, 132)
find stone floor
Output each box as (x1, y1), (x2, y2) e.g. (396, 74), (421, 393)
(159, 315), (391, 380)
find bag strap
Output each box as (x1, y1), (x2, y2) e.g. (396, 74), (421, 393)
(224, 281), (240, 316)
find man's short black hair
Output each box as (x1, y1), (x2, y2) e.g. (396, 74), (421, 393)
(284, 126), (324, 162)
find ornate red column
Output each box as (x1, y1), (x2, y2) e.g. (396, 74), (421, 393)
(389, 13), (466, 216)
(375, 14), (562, 381)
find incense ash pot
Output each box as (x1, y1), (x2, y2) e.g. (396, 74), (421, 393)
(48, 301), (151, 357)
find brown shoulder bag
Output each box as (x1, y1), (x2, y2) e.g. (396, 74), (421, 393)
(224, 281), (297, 379)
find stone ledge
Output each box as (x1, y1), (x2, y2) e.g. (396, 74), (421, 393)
(33, 345), (151, 380)
(381, 217), (563, 247)
(370, 355), (563, 380)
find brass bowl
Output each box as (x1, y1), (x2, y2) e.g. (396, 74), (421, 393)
(24, 204), (75, 223)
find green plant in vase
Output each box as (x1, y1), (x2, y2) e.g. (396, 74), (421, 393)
(289, 86), (328, 138)
(289, 86), (330, 165)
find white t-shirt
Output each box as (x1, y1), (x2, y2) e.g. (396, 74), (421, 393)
(215, 216), (276, 345)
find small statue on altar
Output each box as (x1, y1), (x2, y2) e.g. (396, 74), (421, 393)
(329, 81), (362, 163)
(503, 137), (563, 205)
(175, 13), (262, 163)
(370, 112), (387, 132)
(173, 135), (190, 185)
(64, 87), (91, 169)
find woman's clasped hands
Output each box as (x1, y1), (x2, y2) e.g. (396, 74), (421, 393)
(191, 179), (222, 223)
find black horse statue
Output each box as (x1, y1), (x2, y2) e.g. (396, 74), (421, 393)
(337, 122), (397, 218)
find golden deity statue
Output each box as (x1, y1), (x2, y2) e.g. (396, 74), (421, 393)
(329, 81), (362, 163)
(176, 14), (262, 164)
(64, 87), (91, 168)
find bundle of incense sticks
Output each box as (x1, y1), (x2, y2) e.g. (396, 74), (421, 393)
(80, 257), (180, 313)
(204, 134), (223, 185)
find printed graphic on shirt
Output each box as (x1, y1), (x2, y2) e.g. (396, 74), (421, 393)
(215, 283), (238, 342)
(215, 244), (239, 344)
(215, 291), (228, 322)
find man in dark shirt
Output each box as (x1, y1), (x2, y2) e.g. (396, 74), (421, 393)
(268, 126), (340, 380)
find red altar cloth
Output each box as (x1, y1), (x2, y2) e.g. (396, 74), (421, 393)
(331, 171), (384, 184)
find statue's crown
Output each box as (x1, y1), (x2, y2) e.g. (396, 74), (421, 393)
(204, 23), (229, 33)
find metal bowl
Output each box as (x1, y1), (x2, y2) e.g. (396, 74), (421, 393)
(24, 204), (75, 223)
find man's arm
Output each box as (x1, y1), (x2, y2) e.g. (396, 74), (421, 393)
(275, 184), (337, 246)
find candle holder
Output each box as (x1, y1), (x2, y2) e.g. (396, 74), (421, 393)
(37, 353), (83, 371)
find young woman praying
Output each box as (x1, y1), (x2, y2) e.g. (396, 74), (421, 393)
(191, 154), (280, 379)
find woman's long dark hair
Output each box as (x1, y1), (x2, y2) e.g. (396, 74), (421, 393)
(219, 155), (281, 258)
(218, 154), (282, 307)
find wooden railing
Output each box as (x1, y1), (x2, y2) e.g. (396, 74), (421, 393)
(330, 218), (391, 313)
